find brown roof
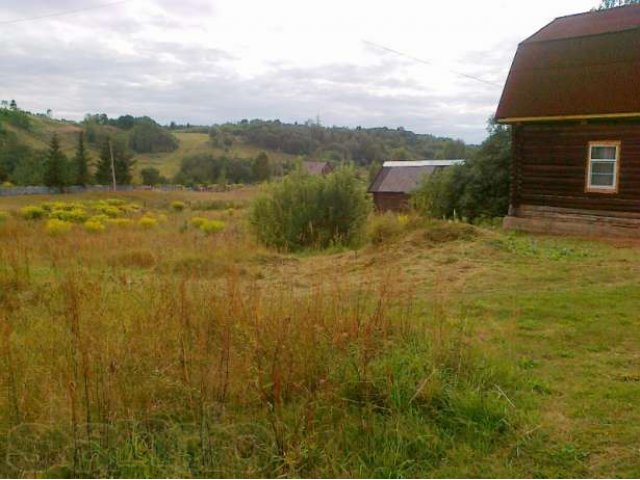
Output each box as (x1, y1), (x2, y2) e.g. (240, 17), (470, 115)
(369, 166), (438, 193)
(303, 161), (333, 175)
(496, 5), (640, 122)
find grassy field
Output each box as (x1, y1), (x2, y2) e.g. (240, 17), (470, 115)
(134, 132), (300, 179)
(1, 189), (640, 477)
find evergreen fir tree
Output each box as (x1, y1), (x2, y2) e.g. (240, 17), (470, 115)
(114, 148), (135, 185)
(43, 134), (69, 192)
(72, 132), (91, 185)
(94, 138), (135, 186)
(94, 140), (112, 185)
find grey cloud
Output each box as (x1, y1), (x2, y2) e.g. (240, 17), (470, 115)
(1, 0), (508, 143)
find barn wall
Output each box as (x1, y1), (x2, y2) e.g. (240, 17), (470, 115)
(512, 121), (640, 213)
(373, 192), (409, 211)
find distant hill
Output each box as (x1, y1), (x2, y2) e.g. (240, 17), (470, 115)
(0, 106), (477, 186)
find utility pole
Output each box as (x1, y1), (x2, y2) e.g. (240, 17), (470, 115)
(109, 139), (117, 192)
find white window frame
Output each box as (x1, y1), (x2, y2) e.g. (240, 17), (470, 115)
(586, 141), (620, 194)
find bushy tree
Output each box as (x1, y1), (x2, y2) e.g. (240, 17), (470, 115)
(0, 124), (44, 184)
(249, 166), (371, 250)
(413, 122), (511, 222)
(0, 105), (31, 130)
(252, 151), (271, 181)
(128, 119), (178, 153)
(597, 0), (639, 8)
(208, 126), (221, 146)
(140, 166), (166, 185)
(43, 134), (70, 192)
(10, 151), (44, 185)
(174, 154), (262, 185)
(95, 139), (135, 185)
(72, 132), (92, 185)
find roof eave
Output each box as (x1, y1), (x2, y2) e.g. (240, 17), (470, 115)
(496, 112), (640, 124)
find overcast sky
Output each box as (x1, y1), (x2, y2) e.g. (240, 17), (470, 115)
(2, 0), (597, 143)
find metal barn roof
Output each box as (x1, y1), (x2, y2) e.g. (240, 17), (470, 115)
(383, 160), (464, 167)
(369, 160), (463, 194)
(496, 4), (640, 122)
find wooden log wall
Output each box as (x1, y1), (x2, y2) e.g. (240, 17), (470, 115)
(512, 120), (640, 213)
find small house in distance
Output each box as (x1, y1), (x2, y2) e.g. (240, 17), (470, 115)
(497, 4), (640, 237)
(303, 161), (334, 176)
(368, 160), (463, 211)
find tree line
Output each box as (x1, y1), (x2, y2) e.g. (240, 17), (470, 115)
(205, 119), (473, 165)
(83, 114), (178, 154)
(1, 131), (135, 190)
(173, 151), (272, 186)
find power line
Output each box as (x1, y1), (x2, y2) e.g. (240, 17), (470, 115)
(362, 39), (502, 87)
(0, 0), (130, 26)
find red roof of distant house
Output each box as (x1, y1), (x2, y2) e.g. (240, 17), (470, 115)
(303, 161), (333, 175)
(496, 4), (640, 122)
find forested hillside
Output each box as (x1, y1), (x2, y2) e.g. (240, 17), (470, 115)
(203, 119), (474, 165)
(0, 102), (477, 186)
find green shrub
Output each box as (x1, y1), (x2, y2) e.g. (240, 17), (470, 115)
(191, 199), (243, 211)
(84, 219), (106, 233)
(249, 167), (371, 251)
(199, 219), (225, 235)
(45, 219), (73, 236)
(50, 208), (88, 223)
(170, 201), (186, 212)
(138, 216), (158, 229)
(190, 216), (208, 228)
(88, 214), (109, 223)
(120, 203), (141, 213)
(368, 212), (404, 245)
(20, 205), (46, 220)
(0, 211), (8, 224)
(412, 123), (511, 222)
(105, 218), (133, 228)
(96, 205), (122, 217)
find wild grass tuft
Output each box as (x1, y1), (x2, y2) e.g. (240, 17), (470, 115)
(19, 205), (46, 220)
(83, 219), (106, 233)
(138, 216), (158, 229)
(170, 200), (186, 211)
(44, 218), (73, 236)
(189, 216), (208, 228)
(199, 219), (225, 235)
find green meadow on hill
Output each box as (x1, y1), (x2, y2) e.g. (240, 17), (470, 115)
(1, 110), (476, 187)
(1, 188), (639, 478)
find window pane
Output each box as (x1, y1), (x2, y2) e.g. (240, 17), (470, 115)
(591, 146), (617, 160)
(591, 161), (615, 175)
(590, 161), (615, 187)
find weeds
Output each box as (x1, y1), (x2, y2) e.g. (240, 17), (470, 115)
(5, 190), (622, 477)
(0, 259), (525, 477)
(19, 205), (46, 220)
(45, 218), (73, 236)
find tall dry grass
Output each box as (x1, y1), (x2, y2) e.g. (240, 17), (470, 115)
(0, 193), (527, 477)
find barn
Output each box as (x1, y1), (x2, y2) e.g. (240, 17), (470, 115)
(368, 160), (463, 211)
(303, 161), (334, 176)
(497, 4), (640, 237)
